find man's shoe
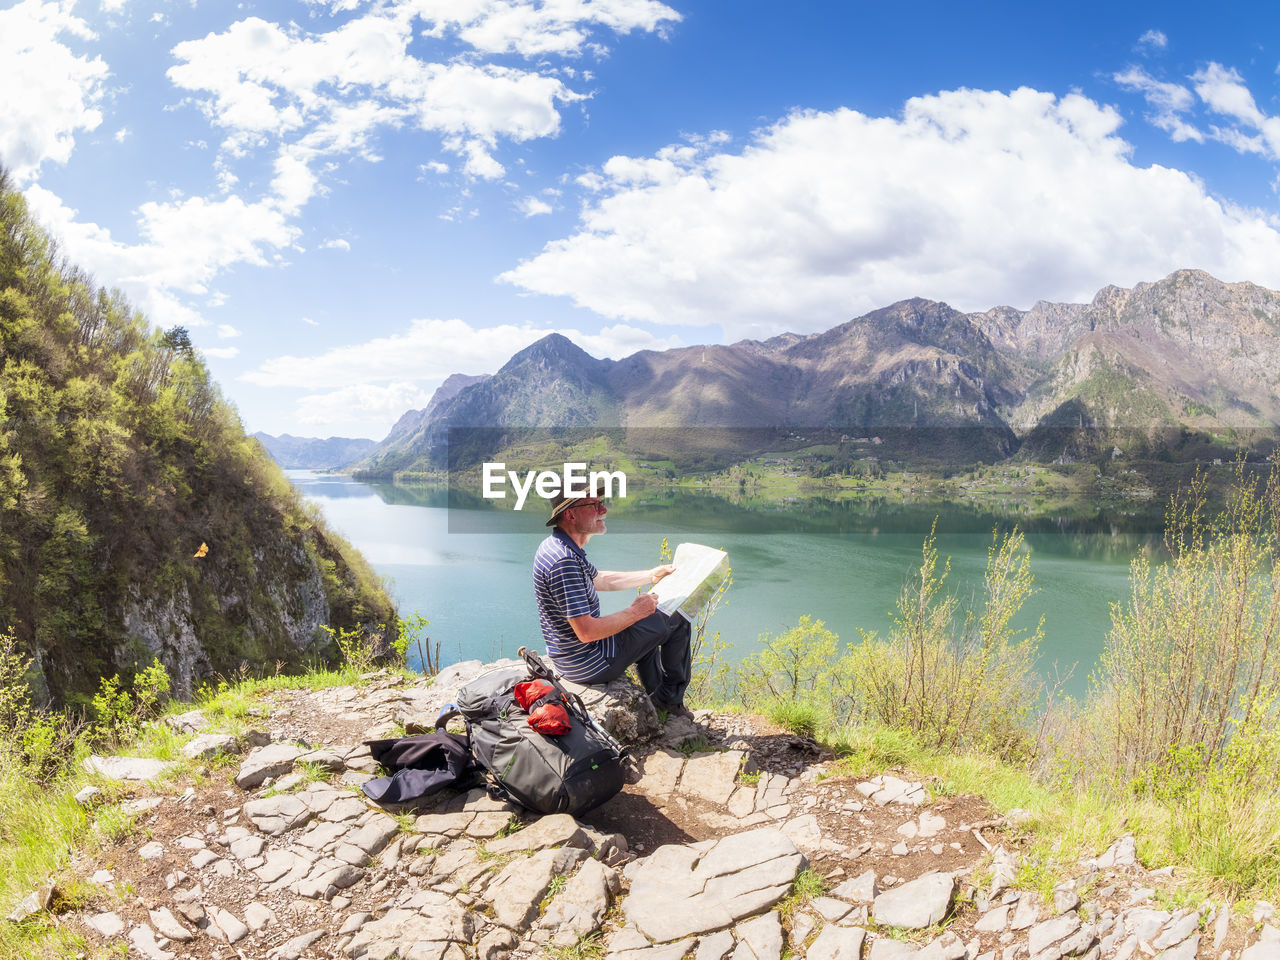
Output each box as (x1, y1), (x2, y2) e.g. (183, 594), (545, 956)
(655, 701), (695, 722)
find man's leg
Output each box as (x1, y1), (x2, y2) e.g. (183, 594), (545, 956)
(583, 611), (692, 705)
(635, 615), (691, 708)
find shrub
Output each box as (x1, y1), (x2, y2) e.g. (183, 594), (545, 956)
(1079, 466), (1280, 788)
(88, 657), (171, 746)
(851, 523), (1044, 758)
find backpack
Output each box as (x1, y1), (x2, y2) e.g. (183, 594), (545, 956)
(438, 647), (627, 816)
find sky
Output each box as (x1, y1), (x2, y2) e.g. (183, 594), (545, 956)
(4, 0), (1280, 440)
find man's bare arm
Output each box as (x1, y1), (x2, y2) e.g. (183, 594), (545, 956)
(593, 564), (676, 592)
(568, 593), (660, 643)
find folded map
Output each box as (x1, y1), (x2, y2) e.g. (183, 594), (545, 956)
(650, 542), (730, 622)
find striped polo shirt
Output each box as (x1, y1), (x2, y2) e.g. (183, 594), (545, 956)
(532, 529), (615, 682)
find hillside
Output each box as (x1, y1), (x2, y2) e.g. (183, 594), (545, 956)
(354, 271), (1280, 477)
(0, 170), (396, 706)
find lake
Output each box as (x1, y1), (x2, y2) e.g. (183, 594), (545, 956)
(290, 471), (1166, 696)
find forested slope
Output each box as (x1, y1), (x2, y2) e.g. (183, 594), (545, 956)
(0, 169), (395, 706)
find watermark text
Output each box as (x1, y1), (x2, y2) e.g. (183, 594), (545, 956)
(482, 462), (627, 510)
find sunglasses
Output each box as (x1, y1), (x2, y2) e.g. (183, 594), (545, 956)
(571, 499), (607, 514)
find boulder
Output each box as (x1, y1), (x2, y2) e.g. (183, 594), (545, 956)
(182, 733), (239, 761)
(235, 743), (305, 789)
(558, 674), (662, 745)
(485, 847), (589, 931)
(872, 872), (954, 929)
(82, 755), (178, 781)
(625, 828), (805, 942)
(541, 858), (621, 945)
(485, 813), (590, 855)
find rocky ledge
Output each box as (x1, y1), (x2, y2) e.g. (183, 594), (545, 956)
(17, 660), (1280, 960)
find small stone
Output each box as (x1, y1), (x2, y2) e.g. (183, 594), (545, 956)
(74, 785), (103, 806)
(1029, 913), (1081, 955)
(811, 897), (853, 922)
(892, 841), (910, 856)
(830, 870), (878, 902)
(1054, 883), (1081, 915)
(90, 869), (114, 885)
(127, 924), (174, 960)
(269, 929), (325, 960)
(976, 905), (1011, 932)
(477, 927), (519, 960)
(485, 813), (589, 855)
(244, 902), (276, 931)
(82, 755), (178, 781)
(1153, 915), (1200, 950)
(235, 743), (305, 790)
(808, 925), (867, 960)
(698, 929), (737, 960)
(210, 907), (249, 943)
(1011, 894), (1043, 930)
(190, 849), (220, 869)
(85, 911), (126, 938)
(138, 841), (165, 860)
(339, 913), (370, 934)
(182, 733), (240, 762)
(917, 812), (947, 837)
(149, 907), (194, 942)
(1157, 935), (1201, 960)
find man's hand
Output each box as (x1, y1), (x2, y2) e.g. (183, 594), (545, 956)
(630, 592), (659, 618)
(649, 564), (676, 585)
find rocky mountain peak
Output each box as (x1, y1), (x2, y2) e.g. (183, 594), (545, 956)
(499, 333), (605, 376)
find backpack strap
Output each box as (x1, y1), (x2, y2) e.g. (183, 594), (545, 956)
(516, 646), (631, 763)
(434, 703), (462, 732)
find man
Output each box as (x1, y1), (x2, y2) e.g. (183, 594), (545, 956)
(532, 488), (694, 719)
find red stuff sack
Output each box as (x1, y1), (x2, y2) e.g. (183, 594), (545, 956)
(513, 680), (571, 735)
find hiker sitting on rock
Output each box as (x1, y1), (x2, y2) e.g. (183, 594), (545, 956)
(532, 487), (693, 720)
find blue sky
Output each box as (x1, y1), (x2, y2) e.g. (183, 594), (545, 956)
(5, 0), (1280, 439)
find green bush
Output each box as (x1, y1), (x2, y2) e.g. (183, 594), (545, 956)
(851, 524), (1044, 758)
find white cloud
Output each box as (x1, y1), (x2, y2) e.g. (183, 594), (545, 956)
(202, 346), (240, 359)
(321, 237), (352, 251)
(1191, 63), (1280, 160)
(518, 195), (552, 216)
(573, 323), (682, 358)
(295, 381), (436, 428)
(408, 0), (681, 58)
(242, 317), (550, 386)
(1114, 67), (1204, 142)
(166, 8), (598, 184)
(1137, 29), (1167, 50)
(113, 127), (130, 143)
(216, 324), (241, 338)
(22, 183), (298, 327)
(502, 87), (1280, 338)
(302, 316), (320, 326)
(243, 315), (681, 391)
(0, 0), (108, 183)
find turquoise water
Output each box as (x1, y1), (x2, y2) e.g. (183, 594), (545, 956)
(290, 472), (1164, 695)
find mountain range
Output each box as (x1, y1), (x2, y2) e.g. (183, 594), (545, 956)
(253, 433), (377, 470)
(353, 269), (1280, 477)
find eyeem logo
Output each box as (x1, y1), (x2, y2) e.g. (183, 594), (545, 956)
(482, 462), (627, 510)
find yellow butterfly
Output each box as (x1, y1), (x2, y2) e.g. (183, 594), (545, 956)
(193, 542), (209, 558)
